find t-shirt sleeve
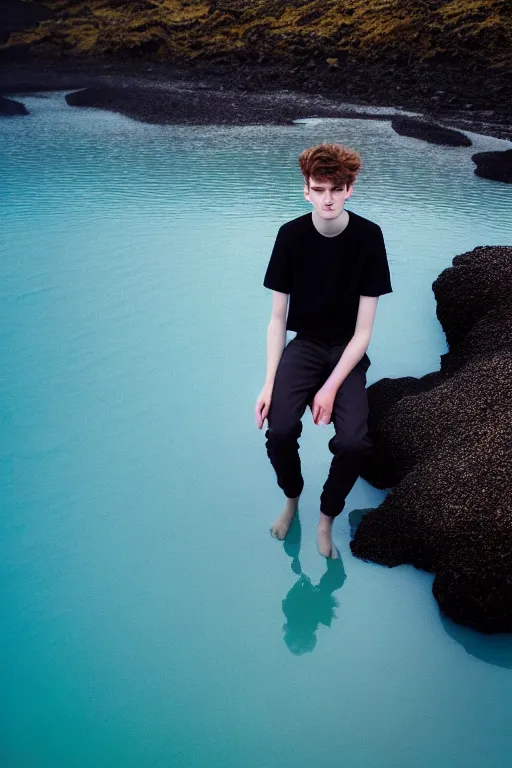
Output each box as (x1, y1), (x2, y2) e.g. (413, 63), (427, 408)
(263, 226), (293, 293)
(359, 226), (393, 297)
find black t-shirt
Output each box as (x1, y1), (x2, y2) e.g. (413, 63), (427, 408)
(263, 211), (392, 343)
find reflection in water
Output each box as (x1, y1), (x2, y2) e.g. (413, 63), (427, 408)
(348, 507), (374, 539)
(281, 517), (346, 655)
(441, 616), (512, 670)
(350, 509), (512, 669)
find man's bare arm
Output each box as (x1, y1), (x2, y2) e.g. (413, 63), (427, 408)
(255, 291), (288, 429)
(324, 296), (378, 392)
(264, 291), (288, 389)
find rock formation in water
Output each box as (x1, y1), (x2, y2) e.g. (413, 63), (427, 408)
(0, 95), (28, 115)
(391, 116), (472, 147)
(472, 150), (512, 184)
(350, 245), (512, 634)
(65, 85), (301, 124)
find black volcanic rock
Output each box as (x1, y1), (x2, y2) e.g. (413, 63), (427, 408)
(391, 116), (472, 146)
(0, 95), (28, 116)
(63, 84), (403, 126)
(472, 150), (512, 183)
(65, 85), (300, 125)
(350, 245), (512, 634)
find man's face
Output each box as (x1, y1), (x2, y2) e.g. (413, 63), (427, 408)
(304, 176), (353, 219)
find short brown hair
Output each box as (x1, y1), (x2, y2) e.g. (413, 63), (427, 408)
(298, 143), (362, 188)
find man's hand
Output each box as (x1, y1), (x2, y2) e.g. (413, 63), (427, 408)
(311, 385), (337, 425)
(255, 385), (273, 429)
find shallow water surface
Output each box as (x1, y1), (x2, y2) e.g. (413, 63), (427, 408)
(2, 93), (512, 768)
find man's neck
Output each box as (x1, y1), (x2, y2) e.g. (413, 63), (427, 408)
(311, 209), (349, 238)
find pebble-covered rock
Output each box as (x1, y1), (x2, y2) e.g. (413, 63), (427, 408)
(351, 246), (512, 634)
(391, 116), (472, 146)
(65, 86), (299, 125)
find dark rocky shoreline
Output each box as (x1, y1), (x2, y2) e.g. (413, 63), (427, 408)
(1, 58), (511, 142)
(351, 245), (512, 634)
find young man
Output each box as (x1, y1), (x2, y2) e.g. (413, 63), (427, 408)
(255, 143), (392, 558)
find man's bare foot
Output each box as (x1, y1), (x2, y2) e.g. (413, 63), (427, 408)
(270, 496), (300, 541)
(317, 512), (339, 559)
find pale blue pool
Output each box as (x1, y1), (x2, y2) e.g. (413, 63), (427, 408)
(2, 92), (512, 768)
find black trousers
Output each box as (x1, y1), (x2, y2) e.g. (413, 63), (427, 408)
(265, 336), (373, 518)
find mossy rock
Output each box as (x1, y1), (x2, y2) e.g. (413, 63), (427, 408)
(3, 0), (511, 75)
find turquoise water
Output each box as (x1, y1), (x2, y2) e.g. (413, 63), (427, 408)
(2, 92), (512, 768)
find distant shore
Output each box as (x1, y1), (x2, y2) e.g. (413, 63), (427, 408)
(1, 58), (511, 141)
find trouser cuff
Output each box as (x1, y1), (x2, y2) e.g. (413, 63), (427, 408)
(283, 478), (304, 499)
(320, 500), (345, 518)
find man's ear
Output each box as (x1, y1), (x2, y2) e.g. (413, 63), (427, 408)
(304, 182), (310, 202)
(345, 185), (354, 200)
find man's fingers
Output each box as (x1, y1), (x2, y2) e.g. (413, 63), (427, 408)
(314, 405), (331, 425)
(321, 409), (332, 425)
(255, 399), (271, 429)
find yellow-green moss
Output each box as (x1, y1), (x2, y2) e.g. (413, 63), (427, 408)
(3, 0), (511, 69)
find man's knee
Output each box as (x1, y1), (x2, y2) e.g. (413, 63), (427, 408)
(328, 433), (372, 457)
(265, 421), (302, 446)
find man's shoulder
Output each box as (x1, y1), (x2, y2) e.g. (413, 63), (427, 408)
(348, 210), (382, 234)
(277, 213), (311, 237)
